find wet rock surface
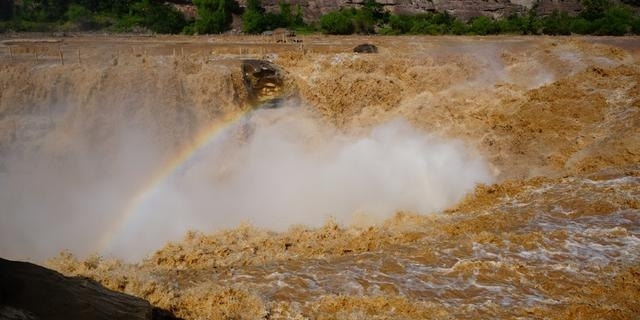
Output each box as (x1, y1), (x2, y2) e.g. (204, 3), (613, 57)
(241, 59), (285, 104)
(353, 43), (378, 53)
(0, 258), (180, 320)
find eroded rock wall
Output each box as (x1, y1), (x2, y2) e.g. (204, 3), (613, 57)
(233, 0), (583, 22)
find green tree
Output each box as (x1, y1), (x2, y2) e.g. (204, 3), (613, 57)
(353, 9), (376, 34)
(361, 0), (388, 23)
(320, 10), (354, 34)
(318, 0), (388, 35)
(388, 14), (412, 34)
(245, 0), (262, 12)
(353, 0), (388, 33)
(291, 4), (305, 27)
(433, 11), (455, 27)
(12, 0), (43, 21)
(276, 2), (305, 28)
(597, 5), (634, 35)
(278, 1), (293, 26)
(242, 8), (264, 33)
(633, 15), (640, 34)
(468, 15), (499, 35)
(117, 0), (186, 33)
(450, 19), (467, 34)
(65, 3), (98, 29)
(193, 0), (240, 34)
(74, 0), (133, 14)
(524, 6), (542, 34)
(242, 0), (265, 32)
(581, 0), (611, 20)
(542, 10), (571, 35)
(412, 20), (445, 34)
(497, 14), (528, 34)
(44, 0), (73, 21)
(570, 17), (594, 34)
(242, 0), (298, 34)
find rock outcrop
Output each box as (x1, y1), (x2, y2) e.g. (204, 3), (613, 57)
(0, 258), (181, 320)
(354, 43), (378, 53)
(242, 59), (297, 107)
(235, 0), (584, 22)
(172, 0), (585, 25)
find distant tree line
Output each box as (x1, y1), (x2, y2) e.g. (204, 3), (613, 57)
(0, 0), (188, 33)
(319, 0), (640, 35)
(242, 0), (304, 33)
(0, 0), (638, 35)
(0, 0), (307, 34)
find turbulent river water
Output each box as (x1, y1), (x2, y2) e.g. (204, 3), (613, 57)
(1, 35), (639, 319)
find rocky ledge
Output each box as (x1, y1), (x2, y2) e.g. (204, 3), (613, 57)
(0, 258), (180, 320)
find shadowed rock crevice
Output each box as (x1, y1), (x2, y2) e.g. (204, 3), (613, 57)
(0, 258), (181, 320)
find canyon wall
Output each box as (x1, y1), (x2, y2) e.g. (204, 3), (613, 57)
(234, 0), (583, 22)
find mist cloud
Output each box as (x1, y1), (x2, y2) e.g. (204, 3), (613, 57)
(108, 106), (493, 260)
(1, 105), (493, 262)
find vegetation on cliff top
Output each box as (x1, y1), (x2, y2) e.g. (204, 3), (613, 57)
(0, 0), (638, 35)
(320, 0), (640, 35)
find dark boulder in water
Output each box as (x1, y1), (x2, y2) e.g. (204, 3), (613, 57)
(0, 258), (180, 320)
(353, 44), (378, 53)
(241, 59), (299, 108)
(241, 59), (284, 103)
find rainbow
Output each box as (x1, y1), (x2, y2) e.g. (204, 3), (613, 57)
(95, 110), (251, 255)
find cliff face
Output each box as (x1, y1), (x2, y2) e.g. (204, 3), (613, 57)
(234, 0), (583, 22)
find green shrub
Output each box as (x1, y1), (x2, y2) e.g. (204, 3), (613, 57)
(117, 0), (186, 34)
(410, 19), (444, 34)
(467, 15), (499, 35)
(542, 10), (572, 35)
(450, 19), (467, 34)
(570, 18), (595, 34)
(193, 0), (240, 34)
(633, 16), (640, 34)
(242, 0), (305, 34)
(581, 0), (611, 20)
(1, 19), (54, 32)
(320, 10), (354, 34)
(598, 5), (634, 35)
(388, 14), (412, 34)
(496, 15), (526, 34)
(352, 11), (375, 34)
(64, 3), (102, 30)
(2, 0), (638, 35)
(293, 24), (317, 34)
(242, 9), (264, 33)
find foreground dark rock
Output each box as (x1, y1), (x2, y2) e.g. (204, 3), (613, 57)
(0, 258), (180, 320)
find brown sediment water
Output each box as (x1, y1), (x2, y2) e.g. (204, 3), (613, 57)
(1, 35), (639, 319)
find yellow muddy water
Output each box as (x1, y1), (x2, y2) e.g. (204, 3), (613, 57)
(1, 35), (639, 319)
